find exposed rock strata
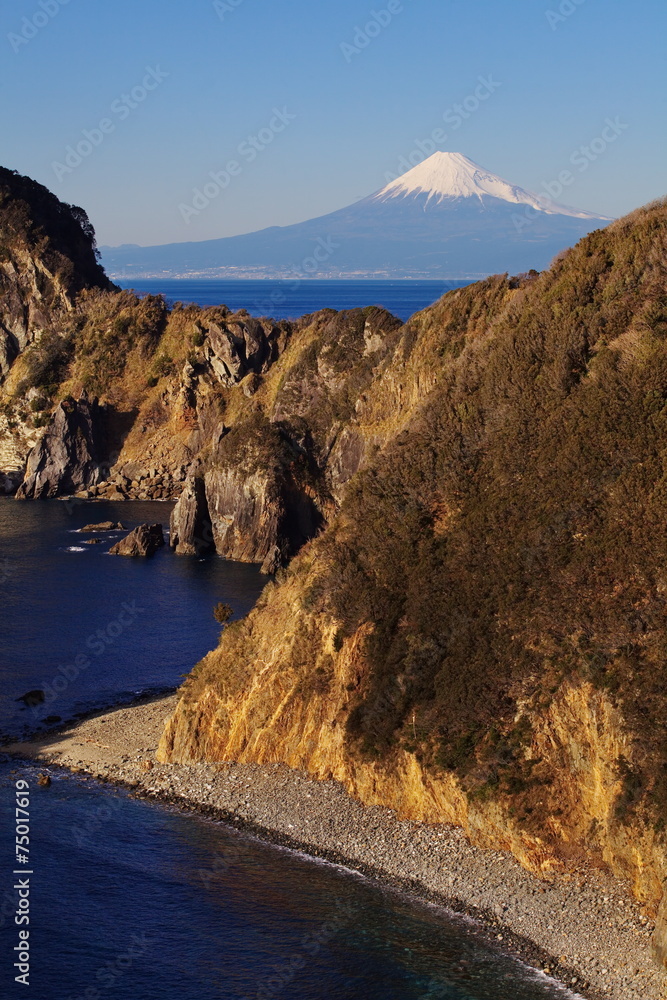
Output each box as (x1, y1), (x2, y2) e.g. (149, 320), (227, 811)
(16, 394), (106, 499)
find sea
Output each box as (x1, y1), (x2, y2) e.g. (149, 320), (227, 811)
(0, 502), (579, 997)
(116, 279), (472, 323)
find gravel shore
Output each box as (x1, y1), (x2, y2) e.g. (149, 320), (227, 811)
(2, 694), (665, 1000)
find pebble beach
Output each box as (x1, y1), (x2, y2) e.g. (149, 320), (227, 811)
(3, 695), (665, 1000)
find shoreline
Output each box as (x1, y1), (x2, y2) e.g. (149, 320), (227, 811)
(2, 694), (665, 1000)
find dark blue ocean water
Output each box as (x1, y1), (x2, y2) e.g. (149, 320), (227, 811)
(116, 279), (471, 323)
(0, 499), (264, 740)
(0, 502), (578, 999)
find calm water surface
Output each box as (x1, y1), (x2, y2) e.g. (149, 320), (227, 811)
(117, 279), (471, 323)
(0, 501), (579, 999)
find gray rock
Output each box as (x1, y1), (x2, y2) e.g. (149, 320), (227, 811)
(109, 523), (165, 557)
(16, 394), (107, 499)
(170, 477), (214, 556)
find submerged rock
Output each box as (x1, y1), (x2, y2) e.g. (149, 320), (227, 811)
(16, 689), (45, 707)
(109, 523), (165, 557)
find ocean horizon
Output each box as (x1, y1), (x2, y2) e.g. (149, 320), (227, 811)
(115, 278), (473, 324)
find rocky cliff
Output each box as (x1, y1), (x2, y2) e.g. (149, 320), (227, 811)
(6, 167), (667, 964)
(158, 200), (667, 963)
(0, 166), (112, 377)
(0, 162), (403, 568)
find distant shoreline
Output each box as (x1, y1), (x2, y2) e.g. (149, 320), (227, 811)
(2, 695), (663, 1000)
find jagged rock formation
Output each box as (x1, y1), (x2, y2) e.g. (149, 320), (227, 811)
(158, 200), (667, 965)
(203, 314), (287, 387)
(168, 306), (401, 568)
(16, 393), (107, 499)
(109, 523), (164, 557)
(81, 521), (124, 532)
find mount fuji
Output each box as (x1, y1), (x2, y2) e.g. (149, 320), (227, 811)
(102, 152), (612, 280)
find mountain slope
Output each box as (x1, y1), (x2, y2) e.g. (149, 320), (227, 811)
(102, 153), (611, 280)
(158, 198), (667, 960)
(0, 166), (113, 378)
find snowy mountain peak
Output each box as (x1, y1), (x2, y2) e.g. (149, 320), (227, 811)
(374, 152), (605, 219)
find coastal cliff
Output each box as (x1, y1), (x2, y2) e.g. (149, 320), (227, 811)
(5, 166), (667, 967)
(158, 200), (667, 961)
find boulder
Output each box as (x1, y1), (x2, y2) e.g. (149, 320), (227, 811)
(81, 521), (124, 532)
(109, 523), (165, 557)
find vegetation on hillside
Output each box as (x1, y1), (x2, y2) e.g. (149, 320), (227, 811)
(0, 166), (112, 294)
(184, 200), (667, 831)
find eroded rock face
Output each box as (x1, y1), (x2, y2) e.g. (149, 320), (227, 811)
(170, 466), (321, 572)
(109, 523), (164, 557)
(0, 253), (68, 378)
(204, 317), (287, 387)
(16, 394), (107, 499)
(169, 476), (214, 557)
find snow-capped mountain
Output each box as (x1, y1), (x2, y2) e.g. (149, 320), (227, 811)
(102, 152), (612, 280)
(373, 152), (603, 218)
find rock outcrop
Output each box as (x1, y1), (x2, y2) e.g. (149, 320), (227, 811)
(0, 166), (112, 380)
(170, 465), (321, 573)
(80, 521), (124, 532)
(203, 315), (288, 387)
(16, 394), (107, 499)
(169, 476), (214, 557)
(109, 523), (165, 557)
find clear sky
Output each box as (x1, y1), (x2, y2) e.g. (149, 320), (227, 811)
(1, 0), (664, 246)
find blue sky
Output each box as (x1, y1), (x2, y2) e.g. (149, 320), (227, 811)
(1, 0), (664, 246)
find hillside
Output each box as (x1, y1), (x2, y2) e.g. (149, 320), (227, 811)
(156, 199), (667, 961)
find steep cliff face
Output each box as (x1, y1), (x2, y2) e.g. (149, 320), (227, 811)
(167, 305), (404, 567)
(0, 167), (113, 485)
(159, 200), (667, 960)
(158, 581), (665, 892)
(16, 393), (107, 499)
